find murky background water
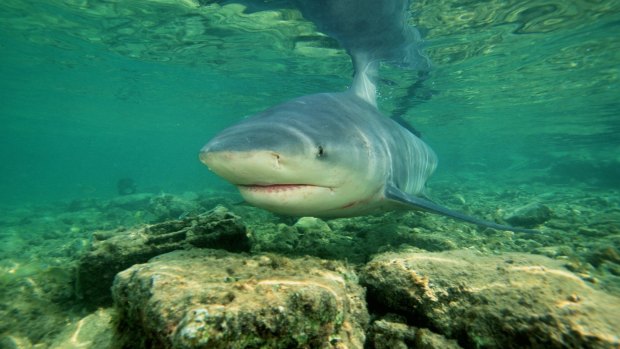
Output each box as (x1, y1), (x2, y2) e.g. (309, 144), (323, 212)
(1, 0), (618, 205)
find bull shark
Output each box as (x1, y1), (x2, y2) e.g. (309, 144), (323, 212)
(200, 0), (538, 234)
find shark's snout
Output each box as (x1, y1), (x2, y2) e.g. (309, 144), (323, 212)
(198, 147), (211, 166)
(198, 143), (222, 170)
(200, 147), (286, 185)
(199, 121), (317, 186)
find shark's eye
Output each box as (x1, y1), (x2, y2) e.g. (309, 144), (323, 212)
(316, 145), (325, 158)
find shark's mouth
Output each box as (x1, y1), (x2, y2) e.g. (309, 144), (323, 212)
(238, 184), (330, 193)
(235, 183), (340, 217)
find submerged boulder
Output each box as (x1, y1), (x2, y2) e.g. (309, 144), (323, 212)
(361, 250), (620, 349)
(48, 309), (114, 349)
(112, 249), (368, 349)
(503, 202), (553, 228)
(366, 317), (462, 349)
(76, 206), (249, 305)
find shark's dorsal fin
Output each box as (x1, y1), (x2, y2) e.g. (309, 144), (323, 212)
(384, 184), (540, 234)
(295, 0), (430, 108)
(350, 52), (379, 107)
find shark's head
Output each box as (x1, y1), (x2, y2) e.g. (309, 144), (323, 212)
(200, 94), (388, 217)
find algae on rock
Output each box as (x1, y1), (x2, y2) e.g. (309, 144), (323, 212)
(361, 250), (620, 349)
(112, 249), (368, 349)
(76, 206), (250, 306)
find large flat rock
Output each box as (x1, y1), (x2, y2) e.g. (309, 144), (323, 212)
(361, 250), (620, 349)
(76, 206), (249, 305)
(112, 249), (368, 348)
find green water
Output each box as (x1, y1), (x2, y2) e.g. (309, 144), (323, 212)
(1, 0), (619, 205)
(0, 0), (619, 347)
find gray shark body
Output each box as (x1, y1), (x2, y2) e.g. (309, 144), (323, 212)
(200, 0), (538, 233)
(202, 91), (435, 217)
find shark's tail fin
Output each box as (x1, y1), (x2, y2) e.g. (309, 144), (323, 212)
(297, 0), (430, 106)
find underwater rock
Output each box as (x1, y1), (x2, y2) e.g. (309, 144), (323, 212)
(251, 223), (300, 254)
(294, 216), (332, 234)
(0, 261), (77, 347)
(367, 318), (416, 349)
(361, 250), (620, 349)
(503, 202), (552, 228)
(366, 317), (462, 349)
(112, 249), (368, 349)
(106, 192), (201, 222)
(413, 328), (464, 349)
(0, 335), (33, 349)
(106, 192), (153, 211)
(48, 309), (114, 349)
(117, 177), (137, 195)
(588, 246), (620, 267)
(76, 206), (249, 306)
(251, 218), (365, 261)
(66, 197), (102, 212)
(406, 232), (458, 252)
(146, 193), (202, 222)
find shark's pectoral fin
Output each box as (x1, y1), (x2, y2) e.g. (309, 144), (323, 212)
(384, 185), (539, 234)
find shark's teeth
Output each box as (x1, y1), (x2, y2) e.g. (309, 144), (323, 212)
(239, 184), (317, 193)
